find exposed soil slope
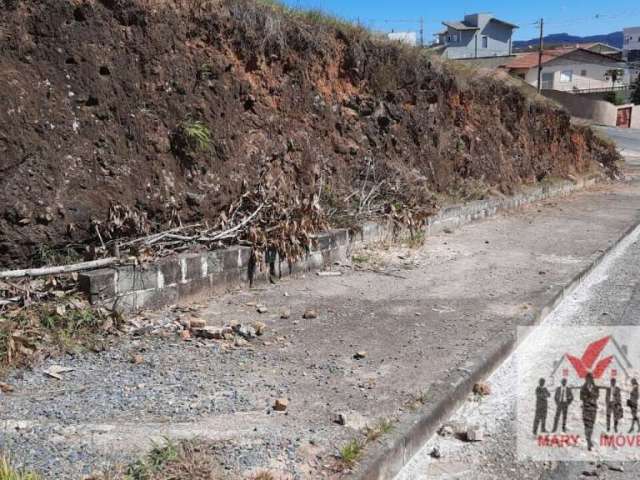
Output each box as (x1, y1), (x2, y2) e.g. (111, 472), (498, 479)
(0, 0), (620, 267)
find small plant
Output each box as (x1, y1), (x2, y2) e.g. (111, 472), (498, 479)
(125, 439), (178, 480)
(366, 418), (394, 442)
(181, 121), (211, 152)
(0, 456), (41, 480)
(338, 439), (363, 467)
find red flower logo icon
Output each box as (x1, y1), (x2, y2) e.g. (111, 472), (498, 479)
(566, 336), (613, 379)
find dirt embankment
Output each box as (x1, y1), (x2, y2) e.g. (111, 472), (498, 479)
(0, 0), (620, 267)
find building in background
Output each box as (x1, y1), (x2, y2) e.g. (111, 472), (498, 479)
(505, 47), (629, 93)
(387, 31), (418, 47)
(435, 13), (517, 59)
(623, 26), (640, 62)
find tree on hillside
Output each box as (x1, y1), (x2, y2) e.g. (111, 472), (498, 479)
(632, 74), (640, 105)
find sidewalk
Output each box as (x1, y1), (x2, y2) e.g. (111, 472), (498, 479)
(3, 178), (640, 479)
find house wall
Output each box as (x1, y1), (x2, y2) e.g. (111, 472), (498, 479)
(443, 16), (514, 59)
(524, 59), (629, 92)
(542, 89), (639, 128)
(623, 27), (640, 60)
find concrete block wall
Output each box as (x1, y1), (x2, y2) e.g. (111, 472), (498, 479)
(79, 177), (598, 313)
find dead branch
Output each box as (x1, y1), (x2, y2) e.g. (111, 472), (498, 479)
(0, 258), (118, 279)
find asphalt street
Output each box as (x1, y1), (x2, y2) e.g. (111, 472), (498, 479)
(396, 127), (640, 480)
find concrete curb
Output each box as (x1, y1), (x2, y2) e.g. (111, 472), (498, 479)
(79, 176), (600, 313)
(350, 215), (640, 480)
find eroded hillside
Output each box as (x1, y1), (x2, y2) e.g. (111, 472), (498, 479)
(0, 0), (620, 267)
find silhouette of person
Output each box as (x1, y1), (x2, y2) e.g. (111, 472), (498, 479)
(580, 373), (599, 451)
(606, 378), (623, 433)
(552, 378), (574, 433)
(533, 378), (550, 435)
(628, 378), (640, 433)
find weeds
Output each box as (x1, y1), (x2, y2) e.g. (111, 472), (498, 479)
(118, 439), (227, 480)
(126, 439), (179, 480)
(365, 418), (394, 442)
(0, 303), (108, 370)
(0, 457), (40, 480)
(181, 121), (211, 152)
(338, 439), (363, 467)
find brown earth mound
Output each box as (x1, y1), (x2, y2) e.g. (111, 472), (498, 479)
(0, 0), (620, 268)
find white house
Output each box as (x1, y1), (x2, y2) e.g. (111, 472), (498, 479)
(505, 47), (629, 92)
(623, 26), (640, 62)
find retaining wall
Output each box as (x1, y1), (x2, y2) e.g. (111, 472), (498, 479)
(79, 177), (598, 312)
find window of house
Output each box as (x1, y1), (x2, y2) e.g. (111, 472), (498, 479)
(560, 70), (573, 83)
(482, 36), (488, 48)
(580, 69), (587, 77)
(447, 34), (457, 43)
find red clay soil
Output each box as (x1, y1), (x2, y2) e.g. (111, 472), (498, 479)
(0, 0), (620, 268)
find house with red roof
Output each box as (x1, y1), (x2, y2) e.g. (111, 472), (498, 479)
(505, 47), (629, 92)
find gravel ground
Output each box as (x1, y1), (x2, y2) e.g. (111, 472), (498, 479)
(2, 178), (640, 479)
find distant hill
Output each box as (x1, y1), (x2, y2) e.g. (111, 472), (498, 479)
(513, 32), (623, 50)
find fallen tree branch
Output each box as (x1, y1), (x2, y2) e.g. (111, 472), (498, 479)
(199, 202), (266, 242)
(0, 258), (118, 279)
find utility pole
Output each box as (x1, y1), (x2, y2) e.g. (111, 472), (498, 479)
(420, 16), (424, 47)
(537, 18), (544, 92)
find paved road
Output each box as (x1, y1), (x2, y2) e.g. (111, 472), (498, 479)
(396, 128), (640, 480)
(396, 221), (640, 480)
(595, 126), (640, 160)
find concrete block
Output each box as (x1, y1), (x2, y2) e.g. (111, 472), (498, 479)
(223, 246), (252, 271)
(137, 286), (179, 311)
(311, 231), (334, 251)
(116, 266), (158, 294)
(207, 250), (224, 274)
(331, 229), (349, 246)
(182, 253), (203, 281)
(159, 259), (181, 286)
(79, 268), (116, 300)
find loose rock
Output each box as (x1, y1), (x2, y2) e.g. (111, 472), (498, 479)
(353, 351), (367, 360)
(193, 326), (223, 339)
(280, 309), (291, 319)
(189, 318), (206, 329)
(302, 309), (318, 319)
(466, 427), (484, 442)
(473, 382), (491, 396)
(331, 412), (347, 425)
(274, 398), (288, 411)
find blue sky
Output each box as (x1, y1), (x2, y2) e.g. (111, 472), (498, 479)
(281, 0), (640, 41)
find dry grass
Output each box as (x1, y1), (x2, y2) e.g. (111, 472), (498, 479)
(0, 457), (41, 480)
(0, 302), (113, 374)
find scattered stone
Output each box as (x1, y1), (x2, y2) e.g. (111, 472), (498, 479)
(193, 326), (223, 339)
(43, 365), (74, 380)
(256, 305), (268, 314)
(246, 301), (257, 307)
(473, 382), (491, 396)
(429, 446), (441, 459)
(317, 271), (342, 277)
(274, 398), (288, 411)
(0, 382), (14, 394)
(253, 321), (266, 336)
(302, 309), (318, 319)
(189, 318), (206, 329)
(280, 309), (291, 319)
(233, 324), (257, 340)
(234, 337), (249, 347)
(353, 351), (367, 360)
(180, 330), (191, 341)
(466, 427), (484, 442)
(131, 354), (144, 365)
(331, 412), (347, 425)
(179, 318), (191, 329)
